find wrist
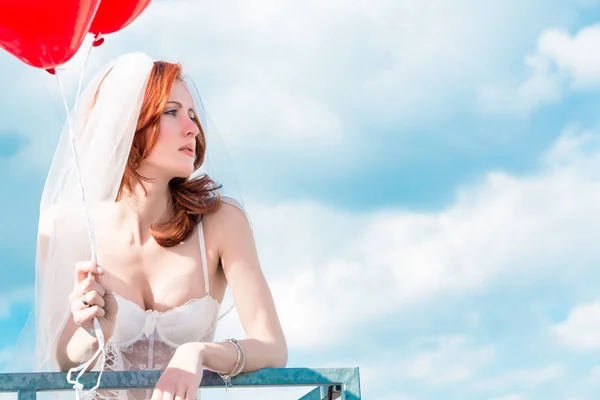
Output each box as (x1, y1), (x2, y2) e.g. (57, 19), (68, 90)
(192, 342), (207, 369)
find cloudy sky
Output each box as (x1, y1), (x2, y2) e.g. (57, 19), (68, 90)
(2, 0), (600, 398)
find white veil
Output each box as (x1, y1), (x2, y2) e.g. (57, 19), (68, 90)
(10, 52), (245, 380)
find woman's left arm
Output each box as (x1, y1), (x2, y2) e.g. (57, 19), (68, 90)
(154, 203), (288, 400)
(199, 202), (288, 373)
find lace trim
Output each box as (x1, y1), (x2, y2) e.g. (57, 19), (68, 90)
(92, 326), (216, 400)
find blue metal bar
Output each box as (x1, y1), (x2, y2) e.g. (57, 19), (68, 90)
(0, 368), (361, 399)
(341, 367), (361, 400)
(17, 390), (36, 400)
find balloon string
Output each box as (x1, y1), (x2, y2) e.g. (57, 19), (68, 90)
(218, 304), (235, 321)
(53, 40), (97, 262)
(53, 38), (107, 397)
(72, 40), (95, 117)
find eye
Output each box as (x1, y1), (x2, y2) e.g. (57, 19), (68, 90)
(164, 109), (177, 116)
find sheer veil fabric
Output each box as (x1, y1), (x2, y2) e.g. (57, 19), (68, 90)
(7, 52), (247, 400)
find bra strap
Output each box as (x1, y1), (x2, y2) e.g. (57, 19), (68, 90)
(198, 220), (211, 296)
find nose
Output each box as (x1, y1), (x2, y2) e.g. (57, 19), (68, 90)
(183, 116), (200, 137)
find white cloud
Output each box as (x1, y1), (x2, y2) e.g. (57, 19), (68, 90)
(126, 0), (571, 134)
(376, 395), (412, 400)
(551, 301), (600, 351)
(489, 395), (526, 400)
(476, 363), (600, 400)
(211, 127), (600, 350)
(0, 347), (13, 368)
(0, 286), (32, 320)
(397, 336), (494, 384)
(588, 365), (600, 382)
(479, 23), (600, 115)
(478, 53), (564, 116)
(345, 335), (494, 389)
(472, 364), (565, 392)
(537, 26), (600, 88)
(211, 122), (597, 393)
(0, 0), (574, 175)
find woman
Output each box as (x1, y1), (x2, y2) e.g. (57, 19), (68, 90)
(33, 52), (287, 400)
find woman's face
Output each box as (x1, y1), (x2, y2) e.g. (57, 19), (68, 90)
(142, 80), (200, 180)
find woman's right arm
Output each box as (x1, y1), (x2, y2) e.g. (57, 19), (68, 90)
(55, 319), (100, 371)
(37, 212), (111, 371)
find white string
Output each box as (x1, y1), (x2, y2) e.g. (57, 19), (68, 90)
(66, 319), (106, 400)
(53, 71), (97, 262)
(53, 39), (108, 398)
(218, 304), (235, 321)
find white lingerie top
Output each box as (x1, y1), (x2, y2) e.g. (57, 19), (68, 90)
(92, 220), (220, 400)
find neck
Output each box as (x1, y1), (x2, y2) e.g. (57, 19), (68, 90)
(120, 174), (172, 243)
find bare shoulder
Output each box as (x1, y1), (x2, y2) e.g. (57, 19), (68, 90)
(203, 196), (251, 230)
(202, 196), (254, 256)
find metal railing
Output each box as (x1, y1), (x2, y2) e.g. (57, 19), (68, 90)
(0, 368), (361, 400)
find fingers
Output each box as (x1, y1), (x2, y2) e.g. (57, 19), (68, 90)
(153, 388), (173, 400)
(69, 278), (106, 304)
(72, 305), (105, 326)
(78, 290), (106, 309)
(77, 277), (106, 297)
(158, 388), (193, 400)
(174, 384), (186, 400)
(185, 388), (197, 400)
(69, 273), (108, 329)
(75, 260), (105, 283)
(150, 388), (162, 400)
(153, 374), (193, 400)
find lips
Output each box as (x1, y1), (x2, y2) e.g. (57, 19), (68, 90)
(179, 145), (195, 157)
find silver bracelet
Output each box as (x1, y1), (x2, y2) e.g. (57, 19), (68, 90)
(218, 338), (245, 389)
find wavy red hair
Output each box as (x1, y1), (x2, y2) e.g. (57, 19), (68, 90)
(115, 61), (222, 247)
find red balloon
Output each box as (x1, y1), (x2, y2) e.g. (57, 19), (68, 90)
(89, 0), (151, 36)
(0, 0), (101, 69)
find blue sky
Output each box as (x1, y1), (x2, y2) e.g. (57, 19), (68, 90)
(3, 0), (600, 399)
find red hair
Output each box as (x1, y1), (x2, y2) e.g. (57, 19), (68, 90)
(116, 61), (221, 247)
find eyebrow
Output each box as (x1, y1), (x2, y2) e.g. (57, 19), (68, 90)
(166, 101), (196, 114)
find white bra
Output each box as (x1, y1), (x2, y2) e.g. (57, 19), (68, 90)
(86, 202), (245, 399)
(91, 220), (221, 389)
(109, 220), (220, 348)
(110, 292), (220, 348)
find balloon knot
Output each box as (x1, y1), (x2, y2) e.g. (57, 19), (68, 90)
(93, 33), (104, 47)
